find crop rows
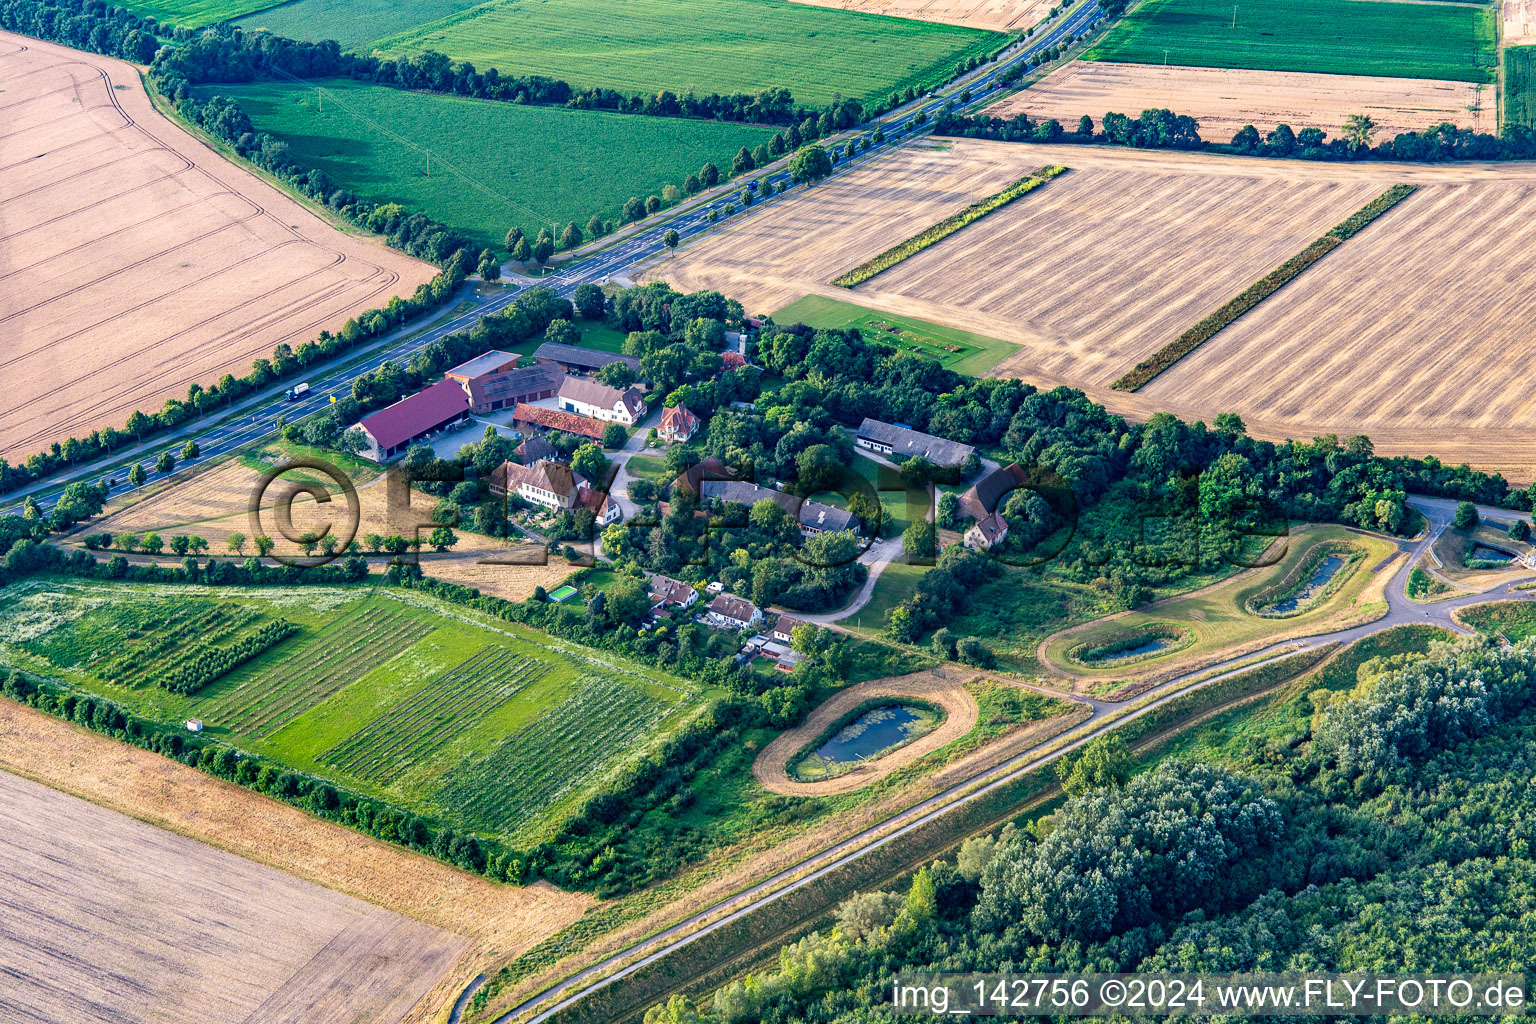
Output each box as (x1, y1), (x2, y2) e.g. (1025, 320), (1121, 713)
(323, 648), (551, 786)
(157, 619), (300, 696)
(96, 605), (261, 689)
(831, 165), (1067, 287)
(440, 677), (672, 835)
(207, 604), (433, 736)
(1113, 184), (1416, 391)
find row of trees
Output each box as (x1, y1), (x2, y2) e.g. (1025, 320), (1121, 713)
(936, 105), (1536, 164)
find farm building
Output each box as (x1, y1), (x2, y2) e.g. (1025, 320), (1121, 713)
(356, 381), (471, 462)
(489, 458), (621, 524)
(706, 593), (763, 630)
(964, 511), (1009, 551)
(444, 351), (563, 414)
(699, 480), (859, 535)
(649, 574), (700, 610)
(533, 342), (641, 375)
(658, 404), (701, 443)
(959, 462), (1030, 521)
(489, 458), (581, 510)
(515, 436), (558, 464)
(512, 403), (607, 441)
(558, 377), (647, 425)
(771, 614), (808, 644)
(855, 418), (975, 467)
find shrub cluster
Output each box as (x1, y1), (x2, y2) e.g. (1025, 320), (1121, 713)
(831, 165), (1067, 287)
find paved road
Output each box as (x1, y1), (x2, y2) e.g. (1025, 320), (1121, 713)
(12, 0), (1102, 519)
(483, 496), (1535, 1024)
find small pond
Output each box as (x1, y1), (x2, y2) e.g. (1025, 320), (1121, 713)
(1469, 544), (1515, 565)
(813, 704), (933, 765)
(1086, 635), (1174, 663)
(1265, 554), (1345, 614)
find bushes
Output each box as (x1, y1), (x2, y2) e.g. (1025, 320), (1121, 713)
(1112, 185), (1416, 391)
(831, 166), (1067, 287)
(158, 619), (300, 695)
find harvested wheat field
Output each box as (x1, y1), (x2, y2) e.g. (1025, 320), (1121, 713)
(0, 700), (592, 1024)
(653, 138), (1536, 476)
(0, 767), (462, 1024)
(787, 0), (1050, 31)
(1138, 177), (1536, 463)
(77, 452), (573, 600)
(1509, 0), (1536, 44)
(988, 61), (1492, 138)
(0, 32), (436, 462)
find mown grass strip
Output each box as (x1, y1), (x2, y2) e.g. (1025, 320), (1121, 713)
(1112, 183), (1417, 392)
(831, 165), (1068, 288)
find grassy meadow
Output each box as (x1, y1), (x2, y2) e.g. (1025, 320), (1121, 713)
(200, 79), (777, 252)
(772, 294), (1019, 376)
(0, 579), (705, 845)
(236, 0), (481, 50)
(1085, 0), (1496, 82)
(367, 0), (1006, 107)
(1505, 46), (1536, 128)
(120, 0), (283, 27)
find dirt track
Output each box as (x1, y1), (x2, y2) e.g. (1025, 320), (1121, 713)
(0, 699), (592, 1024)
(753, 670), (980, 795)
(988, 61), (1491, 137)
(0, 32), (436, 462)
(650, 138), (1536, 479)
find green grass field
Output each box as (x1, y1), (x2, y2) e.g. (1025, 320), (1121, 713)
(1085, 0), (1496, 82)
(1, 579), (704, 844)
(772, 294), (1019, 376)
(1506, 47), (1536, 128)
(236, 0), (481, 49)
(199, 79), (777, 252)
(363, 0), (1005, 107)
(121, 0), (283, 27)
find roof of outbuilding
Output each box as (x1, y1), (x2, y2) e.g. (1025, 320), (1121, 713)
(359, 381), (469, 451)
(856, 418), (975, 467)
(534, 342), (640, 370)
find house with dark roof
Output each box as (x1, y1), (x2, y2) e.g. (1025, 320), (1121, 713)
(512, 403), (607, 441)
(356, 381), (470, 462)
(657, 405), (700, 443)
(705, 593), (762, 631)
(771, 614), (808, 644)
(700, 480), (858, 535)
(965, 511), (1009, 551)
(490, 458), (580, 510)
(558, 377), (646, 425)
(444, 351), (563, 414)
(515, 436), (558, 464)
(648, 574), (699, 610)
(959, 462), (1030, 521)
(533, 342), (640, 375)
(855, 418), (975, 467)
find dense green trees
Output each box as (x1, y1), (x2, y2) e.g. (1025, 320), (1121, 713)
(788, 144), (833, 182)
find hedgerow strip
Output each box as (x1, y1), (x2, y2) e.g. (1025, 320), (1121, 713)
(830, 165), (1069, 288)
(1112, 183), (1417, 392)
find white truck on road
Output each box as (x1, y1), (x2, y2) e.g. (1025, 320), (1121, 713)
(285, 382), (311, 401)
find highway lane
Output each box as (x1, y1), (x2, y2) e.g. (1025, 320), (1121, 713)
(11, 0), (1101, 517)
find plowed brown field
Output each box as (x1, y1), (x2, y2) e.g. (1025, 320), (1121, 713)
(987, 61), (1491, 137)
(648, 139), (1536, 478)
(0, 32), (436, 461)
